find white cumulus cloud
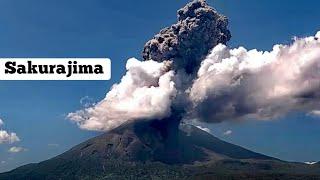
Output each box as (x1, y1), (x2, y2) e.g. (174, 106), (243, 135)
(189, 32), (320, 123)
(0, 118), (20, 144)
(68, 58), (177, 131)
(0, 131), (20, 144)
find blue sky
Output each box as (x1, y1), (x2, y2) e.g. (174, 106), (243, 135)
(0, 0), (320, 172)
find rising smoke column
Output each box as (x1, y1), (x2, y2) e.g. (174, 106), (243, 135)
(68, 0), (320, 132)
(141, 0), (231, 132)
(143, 0), (230, 74)
(68, 0), (231, 131)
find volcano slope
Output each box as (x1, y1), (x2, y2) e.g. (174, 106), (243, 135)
(1, 122), (320, 179)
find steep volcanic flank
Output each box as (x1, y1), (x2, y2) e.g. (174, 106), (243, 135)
(92, 121), (272, 164)
(2, 122), (320, 179)
(0, 122), (275, 179)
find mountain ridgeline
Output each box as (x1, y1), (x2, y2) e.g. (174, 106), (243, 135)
(1, 121), (320, 179)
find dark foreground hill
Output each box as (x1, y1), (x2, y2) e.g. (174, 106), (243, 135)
(1, 121), (320, 180)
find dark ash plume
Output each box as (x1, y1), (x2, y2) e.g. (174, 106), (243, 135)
(142, 0), (231, 74)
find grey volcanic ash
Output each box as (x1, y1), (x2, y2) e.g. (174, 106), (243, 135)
(68, 0), (320, 135)
(68, 0), (231, 132)
(142, 0), (231, 74)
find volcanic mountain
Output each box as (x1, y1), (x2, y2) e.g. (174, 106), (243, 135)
(1, 121), (320, 179)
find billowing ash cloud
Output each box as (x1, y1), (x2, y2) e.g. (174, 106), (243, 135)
(68, 58), (176, 131)
(0, 119), (20, 144)
(68, 0), (230, 131)
(142, 0), (230, 74)
(189, 32), (320, 123)
(68, 0), (320, 132)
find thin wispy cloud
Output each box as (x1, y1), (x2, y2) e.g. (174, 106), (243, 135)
(305, 161), (317, 165)
(80, 96), (95, 108)
(223, 130), (233, 136)
(48, 143), (59, 148)
(309, 110), (320, 117)
(8, 146), (27, 153)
